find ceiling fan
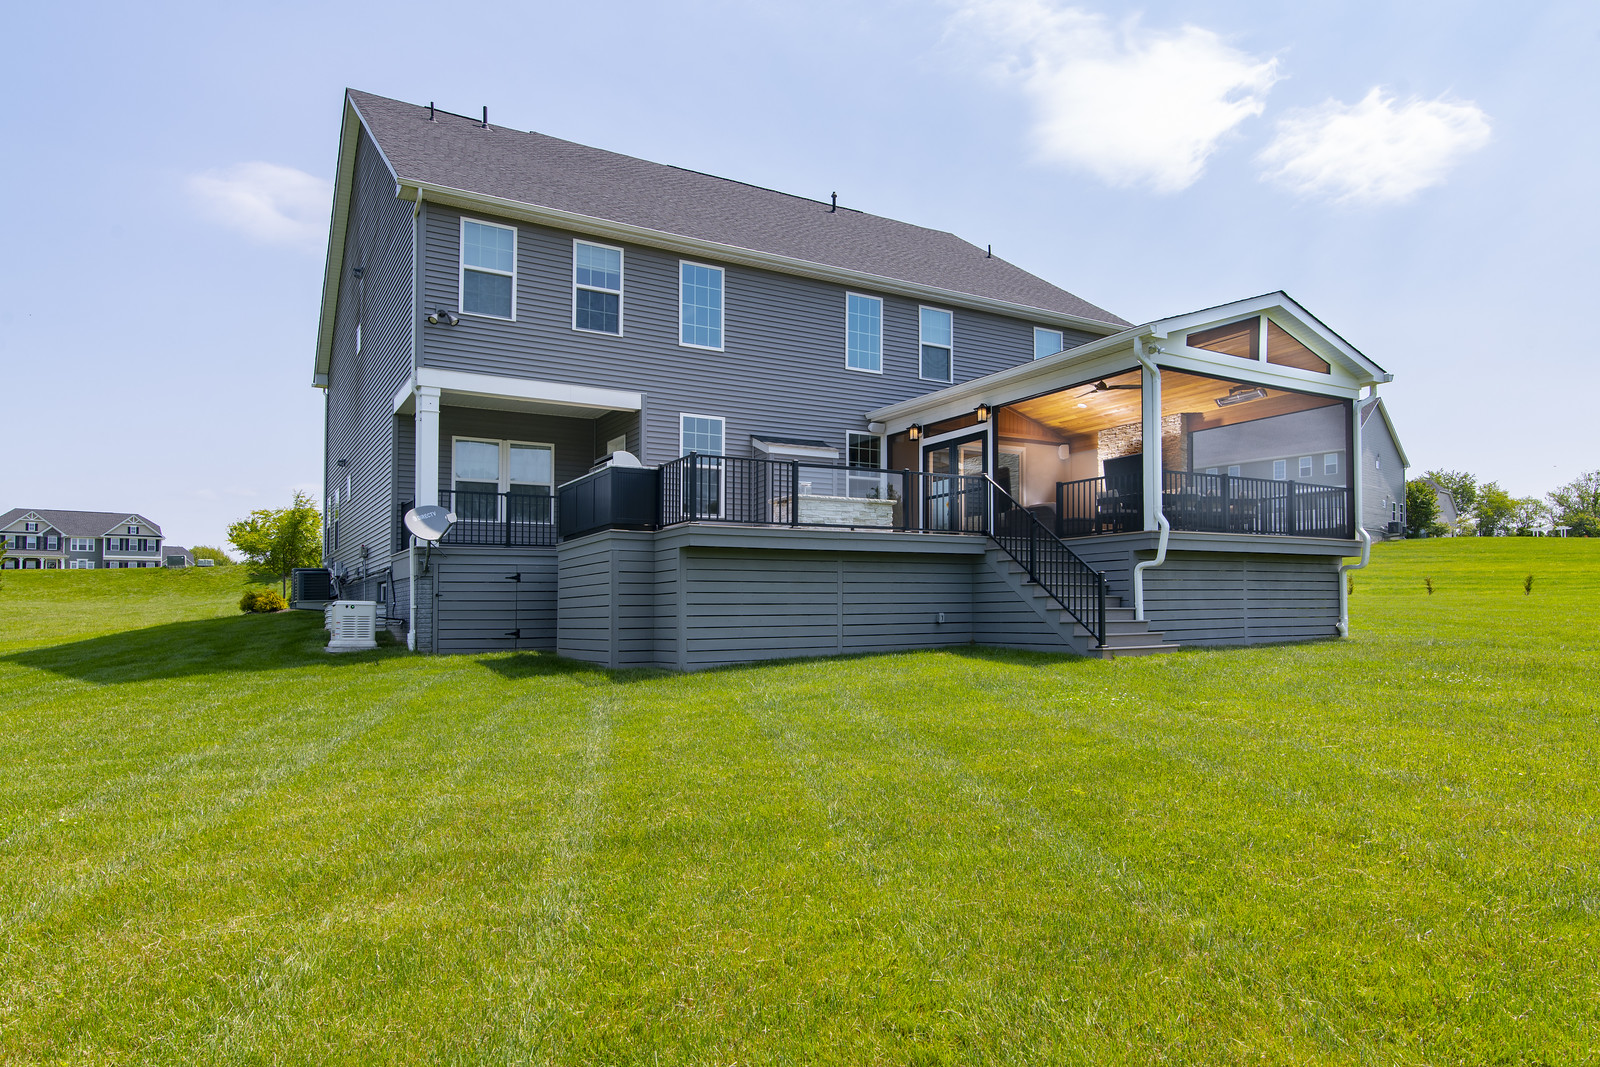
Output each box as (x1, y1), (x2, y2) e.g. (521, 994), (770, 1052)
(1075, 379), (1139, 398)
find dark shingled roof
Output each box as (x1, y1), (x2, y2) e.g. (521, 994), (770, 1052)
(348, 90), (1128, 327)
(0, 508), (162, 536)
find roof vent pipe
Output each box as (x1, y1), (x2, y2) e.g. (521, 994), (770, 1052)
(830, 192), (837, 212)
(481, 106), (488, 129)
(987, 244), (992, 258)
(429, 101), (435, 121)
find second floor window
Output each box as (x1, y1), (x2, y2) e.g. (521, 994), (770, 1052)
(1034, 328), (1064, 360)
(573, 241), (623, 334)
(680, 262), (724, 349)
(70, 538), (92, 552)
(461, 219), (516, 319)
(920, 307), (952, 382)
(846, 294), (882, 373)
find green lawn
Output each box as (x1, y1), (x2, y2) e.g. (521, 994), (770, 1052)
(0, 541), (1596, 1065)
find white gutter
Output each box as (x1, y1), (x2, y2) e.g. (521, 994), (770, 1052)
(1336, 527), (1372, 637)
(1131, 340), (1169, 622)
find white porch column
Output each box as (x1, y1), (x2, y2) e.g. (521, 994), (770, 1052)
(1140, 355), (1163, 531)
(414, 385), (442, 508)
(1350, 393), (1365, 538)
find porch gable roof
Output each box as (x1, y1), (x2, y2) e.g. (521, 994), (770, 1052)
(866, 291), (1392, 432)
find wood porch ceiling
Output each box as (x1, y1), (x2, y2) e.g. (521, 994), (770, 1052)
(1004, 370), (1339, 438)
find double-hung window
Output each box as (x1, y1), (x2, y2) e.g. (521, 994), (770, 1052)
(920, 307), (952, 382)
(679, 414), (725, 518)
(1034, 327), (1064, 360)
(573, 240), (623, 334)
(1272, 459), (1287, 481)
(70, 537), (92, 552)
(461, 219), (516, 319)
(1299, 456), (1313, 478)
(452, 438), (554, 523)
(680, 262), (724, 349)
(847, 432), (886, 499)
(1324, 453), (1339, 475)
(845, 294), (882, 373)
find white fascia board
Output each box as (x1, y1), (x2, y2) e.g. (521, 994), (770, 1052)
(312, 96), (396, 386)
(866, 327), (1141, 428)
(1150, 347), (1362, 397)
(413, 367), (643, 412)
(1153, 292), (1392, 384)
(396, 181), (1127, 337)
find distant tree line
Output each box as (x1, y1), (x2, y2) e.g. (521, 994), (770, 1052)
(1406, 469), (1598, 538)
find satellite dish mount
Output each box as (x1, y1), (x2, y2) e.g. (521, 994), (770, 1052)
(403, 505), (457, 573)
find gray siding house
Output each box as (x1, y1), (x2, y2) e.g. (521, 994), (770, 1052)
(314, 91), (1399, 666)
(1358, 397), (1409, 540)
(0, 509), (165, 569)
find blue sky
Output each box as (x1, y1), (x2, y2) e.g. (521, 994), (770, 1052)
(3, 0), (1595, 550)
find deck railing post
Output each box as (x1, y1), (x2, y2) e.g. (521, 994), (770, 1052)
(791, 460), (800, 526)
(901, 470), (912, 531)
(1287, 481), (1298, 536)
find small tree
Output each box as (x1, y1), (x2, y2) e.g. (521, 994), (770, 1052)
(1547, 470), (1600, 537)
(191, 545), (234, 566)
(1404, 478), (1445, 537)
(1511, 497), (1550, 534)
(1474, 482), (1516, 536)
(228, 491), (323, 596)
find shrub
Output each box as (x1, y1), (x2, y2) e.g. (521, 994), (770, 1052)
(239, 589), (288, 613)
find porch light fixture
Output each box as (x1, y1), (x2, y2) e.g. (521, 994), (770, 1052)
(907, 424), (923, 441)
(975, 403), (991, 422)
(428, 309), (460, 326)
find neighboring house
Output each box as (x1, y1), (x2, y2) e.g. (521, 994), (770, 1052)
(1419, 476), (1460, 535)
(1358, 396), (1409, 540)
(0, 509), (165, 569)
(164, 545), (196, 567)
(314, 90), (1398, 666)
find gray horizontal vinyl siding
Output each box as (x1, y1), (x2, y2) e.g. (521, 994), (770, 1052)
(1361, 418), (1407, 538)
(417, 205), (1098, 467)
(325, 126), (415, 574)
(1140, 553), (1340, 646)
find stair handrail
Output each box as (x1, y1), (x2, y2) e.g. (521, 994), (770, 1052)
(983, 475), (1108, 647)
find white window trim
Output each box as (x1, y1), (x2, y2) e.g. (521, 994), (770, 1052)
(919, 305), (954, 383)
(844, 292), (883, 374)
(451, 436), (556, 495)
(1034, 327), (1064, 361)
(571, 238), (625, 336)
(847, 431), (888, 499)
(678, 412), (726, 456)
(1273, 459), (1287, 481)
(1324, 453), (1339, 475)
(678, 260), (726, 351)
(458, 216), (518, 321)
(1298, 456), (1313, 478)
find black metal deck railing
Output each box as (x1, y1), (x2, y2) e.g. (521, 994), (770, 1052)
(395, 491), (558, 548)
(657, 453), (992, 533)
(1056, 470), (1353, 539)
(989, 476), (1107, 645)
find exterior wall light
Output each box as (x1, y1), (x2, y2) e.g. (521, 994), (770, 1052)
(907, 424), (923, 441)
(975, 404), (991, 422)
(427, 309), (460, 326)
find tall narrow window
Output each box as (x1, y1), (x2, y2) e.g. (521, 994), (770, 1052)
(573, 240), (623, 334)
(920, 307), (952, 382)
(1324, 453), (1339, 475)
(1273, 459), (1287, 480)
(1034, 328), (1064, 360)
(453, 439), (502, 520)
(847, 432), (885, 498)
(461, 219), (516, 319)
(508, 442), (556, 524)
(679, 414), (725, 519)
(846, 293), (882, 372)
(1299, 456), (1313, 478)
(680, 262), (724, 349)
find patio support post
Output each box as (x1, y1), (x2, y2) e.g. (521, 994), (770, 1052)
(1349, 394), (1364, 540)
(1138, 342), (1163, 532)
(414, 385), (442, 508)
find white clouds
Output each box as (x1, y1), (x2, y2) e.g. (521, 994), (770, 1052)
(186, 162), (331, 250)
(948, 0), (1279, 193)
(1258, 89), (1491, 204)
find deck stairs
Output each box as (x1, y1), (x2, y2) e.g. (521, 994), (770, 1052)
(983, 549), (1179, 659)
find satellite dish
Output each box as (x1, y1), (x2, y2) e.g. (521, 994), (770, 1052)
(404, 505), (456, 543)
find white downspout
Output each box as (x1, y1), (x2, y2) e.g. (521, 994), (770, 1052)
(1337, 527), (1372, 636)
(1132, 340), (1169, 622)
(406, 189), (425, 652)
